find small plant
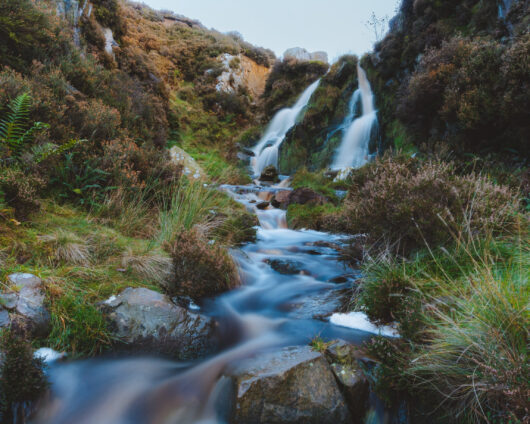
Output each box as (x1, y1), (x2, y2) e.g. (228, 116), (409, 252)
(0, 330), (48, 423)
(310, 336), (334, 353)
(166, 227), (239, 300)
(39, 229), (92, 266)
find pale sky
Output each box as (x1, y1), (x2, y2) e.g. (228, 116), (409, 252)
(141, 0), (400, 61)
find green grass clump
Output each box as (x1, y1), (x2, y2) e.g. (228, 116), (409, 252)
(286, 203), (341, 231)
(358, 230), (529, 422)
(291, 168), (340, 200)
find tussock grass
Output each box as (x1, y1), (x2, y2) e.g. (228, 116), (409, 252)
(39, 230), (92, 266)
(359, 222), (529, 422)
(120, 246), (172, 285)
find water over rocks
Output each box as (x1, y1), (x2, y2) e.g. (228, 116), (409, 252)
(0, 273), (50, 337)
(99, 287), (218, 358)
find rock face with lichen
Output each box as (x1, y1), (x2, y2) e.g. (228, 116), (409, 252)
(99, 287), (218, 358)
(228, 345), (353, 424)
(0, 274), (50, 337)
(216, 53), (272, 101)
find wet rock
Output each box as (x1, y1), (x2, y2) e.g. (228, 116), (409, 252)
(256, 201), (270, 210)
(306, 240), (341, 250)
(264, 259), (305, 275)
(324, 340), (369, 422)
(271, 190), (291, 208)
(0, 273), (50, 337)
(288, 188), (328, 206)
(328, 274), (357, 284)
(99, 287), (218, 359)
(260, 165), (279, 182)
(229, 345), (352, 424)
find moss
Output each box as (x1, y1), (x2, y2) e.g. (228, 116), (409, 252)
(286, 203), (341, 231)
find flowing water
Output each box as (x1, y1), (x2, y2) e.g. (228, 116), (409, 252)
(252, 79), (320, 176)
(331, 64), (378, 172)
(30, 179), (394, 424)
(30, 76), (393, 424)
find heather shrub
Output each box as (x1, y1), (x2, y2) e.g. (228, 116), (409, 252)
(397, 36), (530, 155)
(0, 168), (44, 220)
(166, 228), (239, 300)
(0, 331), (48, 423)
(341, 154), (519, 255)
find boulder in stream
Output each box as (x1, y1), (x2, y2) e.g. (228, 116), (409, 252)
(260, 165), (279, 182)
(99, 287), (218, 359)
(228, 345), (352, 424)
(0, 273), (50, 337)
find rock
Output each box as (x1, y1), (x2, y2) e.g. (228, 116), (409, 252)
(271, 190), (291, 208)
(260, 165), (279, 182)
(283, 47), (312, 62)
(256, 201), (270, 210)
(229, 345), (352, 424)
(288, 188), (328, 206)
(0, 273), (50, 337)
(283, 48), (329, 64)
(325, 341), (370, 417)
(99, 287), (218, 359)
(324, 340), (369, 422)
(215, 53), (272, 100)
(310, 51), (329, 63)
(264, 259), (305, 275)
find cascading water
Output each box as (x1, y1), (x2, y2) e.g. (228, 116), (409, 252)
(252, 79), (320, 176)
(331, 64), (378, 172)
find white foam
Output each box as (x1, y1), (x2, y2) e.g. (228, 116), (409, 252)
(34, 347), (65, 363)
(330, 311), (400, 338)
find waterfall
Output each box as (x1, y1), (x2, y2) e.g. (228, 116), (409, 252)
(252, 79), (320, 176)
(331, 64), (378, 172)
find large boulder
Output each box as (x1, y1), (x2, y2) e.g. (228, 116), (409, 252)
(272, 188), (328, 209)
(99, 287), (218, 359)
(0, 273), (50, 337)
(228, 345), (352, 424)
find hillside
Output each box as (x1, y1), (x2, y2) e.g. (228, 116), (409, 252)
(0, 1), (528, 423)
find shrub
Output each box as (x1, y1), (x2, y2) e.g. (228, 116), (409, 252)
(341, 154), (519, 256)
(0, 167), (44, 220)
(0, 331), (48, 423)
(212, 210), (257, 246)
(166, 228), (239, 300)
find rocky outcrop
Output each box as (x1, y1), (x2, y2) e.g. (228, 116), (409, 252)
(99, 287), (218, 358)
(0, 274), (50, 337)
(216, 53), (272, 100)
(283, 48), (329, 64)
(228, 345), (352, 424)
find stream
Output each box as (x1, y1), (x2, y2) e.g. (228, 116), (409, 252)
(31, 180), (393, 424)
(31, 70), (390, 424)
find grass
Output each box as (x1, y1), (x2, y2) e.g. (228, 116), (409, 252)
(358, 226), (529, 422)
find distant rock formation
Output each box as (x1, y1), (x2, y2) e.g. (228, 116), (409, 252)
(283, 47), (329, 64)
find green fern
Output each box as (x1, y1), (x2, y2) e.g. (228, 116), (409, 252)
(0, 93), (49, 161)
(0, 93), (82, 164)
